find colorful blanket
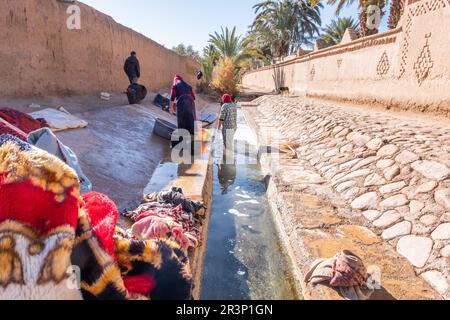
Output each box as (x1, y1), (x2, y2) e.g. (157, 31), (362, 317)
(0, 135), (193, 300)
(0, 108), (46, 134)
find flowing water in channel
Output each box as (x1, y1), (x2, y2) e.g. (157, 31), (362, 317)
(201, 109), (300, 300)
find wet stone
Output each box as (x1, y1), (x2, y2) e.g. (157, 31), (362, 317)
(380, 194), (409, 209)
(351, 192), (379, 210)
(431, 223), (450, 240)
(435, 189), (450, 211)
(411, 161), (450, 181)
(397, 236), (433, 268)
(380, 181), (406, 195)
(373, 211), (401, 228)
(383, 165), (401, 181)
(382, 221), (412, 240)
(395, 150), (420, 165)
(378, 144), (399, 157)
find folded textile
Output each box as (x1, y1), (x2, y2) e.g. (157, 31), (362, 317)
(28, 128), (92, 194)
(304, 250), (374, 300)
(143, 187), (206, 215)
(0, 136), (193, 300)
(29, 108), (88, 132)
(0, 107), (47, 134)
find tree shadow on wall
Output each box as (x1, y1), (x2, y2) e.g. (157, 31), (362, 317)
(272, 67), (286, 93)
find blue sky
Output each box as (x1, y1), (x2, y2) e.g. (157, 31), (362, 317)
(78, 0), (387, 52)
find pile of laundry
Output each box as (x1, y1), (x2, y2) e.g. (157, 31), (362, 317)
(0, 135), (193, 300)
(122, 187), (206, 251)
(304, 250), (375, 300)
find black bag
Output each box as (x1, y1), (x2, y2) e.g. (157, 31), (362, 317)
(153, 93), (171, 111)
(127, 83), (147, 104)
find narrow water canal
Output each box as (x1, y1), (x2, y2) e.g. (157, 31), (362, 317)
(201, 109), (299, 300)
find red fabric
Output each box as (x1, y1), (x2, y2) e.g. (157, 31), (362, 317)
(173, 74), (183, 86)
(0, 180), (79, 234)
(222, 94), (232, 104)
(82, 192), (119, 258)
(123, 275), (157, 296)
(0, 118), (27, 140)
(0, 108), (46, 134)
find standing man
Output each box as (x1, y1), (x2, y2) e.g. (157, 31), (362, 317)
(124, 51), (141, 84)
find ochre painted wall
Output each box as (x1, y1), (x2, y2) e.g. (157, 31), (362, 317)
(242, 0), (450, 117)
(0, 0), (200, 97)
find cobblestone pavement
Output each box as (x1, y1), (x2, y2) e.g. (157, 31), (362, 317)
(248, 96), (450, 298)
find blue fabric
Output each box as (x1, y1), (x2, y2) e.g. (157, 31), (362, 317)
(0, 134), (31, 151)
(27, 128), (93, 194)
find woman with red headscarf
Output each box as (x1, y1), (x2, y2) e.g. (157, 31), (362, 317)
(169, 75), (197, 150)
(218, 93), (237, 152)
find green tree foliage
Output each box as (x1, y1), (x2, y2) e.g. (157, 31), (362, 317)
(172, 44), (201, 62)
(320, 17), (360, 47)
(250, 0), (322, 59)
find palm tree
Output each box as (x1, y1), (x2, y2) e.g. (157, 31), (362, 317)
(208, 26), (265, 71)
(320, 17), (360, 47)
(200, 44), (219, 86)
(387, 0), (405, 29)
(250, 0), (322, 59)
(208, 27), (243, 60)
(326, 0), (387, 37)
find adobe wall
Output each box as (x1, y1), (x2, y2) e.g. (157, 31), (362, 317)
(0, 0), (200, 97)
(242, 0), (450, 117)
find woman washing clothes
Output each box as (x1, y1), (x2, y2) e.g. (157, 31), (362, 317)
(169, 75), (197, 153)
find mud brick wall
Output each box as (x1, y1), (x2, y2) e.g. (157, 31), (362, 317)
(0, 0), (200, 96)
(242, 0), (450, 117)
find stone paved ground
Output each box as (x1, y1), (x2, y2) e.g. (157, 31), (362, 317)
(245, 96), (450, 298)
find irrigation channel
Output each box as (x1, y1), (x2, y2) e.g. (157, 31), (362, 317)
(201, 108), (300, 300)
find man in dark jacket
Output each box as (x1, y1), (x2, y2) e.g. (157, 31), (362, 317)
(124, 51), (141, 84)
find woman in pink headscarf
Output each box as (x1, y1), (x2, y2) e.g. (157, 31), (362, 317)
(218, 93), (237, 151)
(169, 75), (197, 149)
